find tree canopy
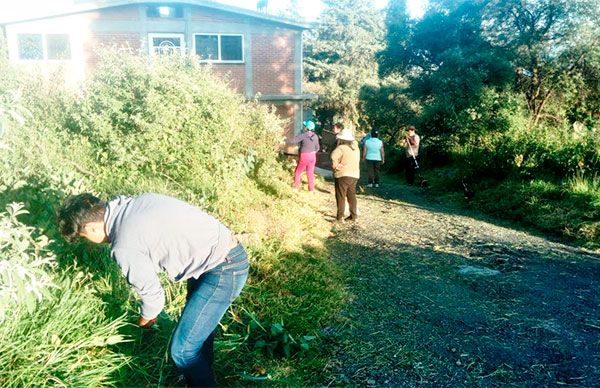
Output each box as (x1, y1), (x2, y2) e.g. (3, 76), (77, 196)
(304, 0), (385, 129)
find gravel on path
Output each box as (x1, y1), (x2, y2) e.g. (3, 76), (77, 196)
(314, 177), (600, 387)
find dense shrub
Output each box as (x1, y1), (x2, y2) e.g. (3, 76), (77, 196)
(1, 48), (344, 385)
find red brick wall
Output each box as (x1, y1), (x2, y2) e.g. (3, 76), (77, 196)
(77, 5), (299, 99)
(275, 103), (301, 155)
(276, 103), (296, 136)
(204, 64), (246, 94)
(84, 32), (142, 74)
(252, 33), (295, 95)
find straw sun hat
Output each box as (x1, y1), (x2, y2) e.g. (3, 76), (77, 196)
(336, 128), (355, 141)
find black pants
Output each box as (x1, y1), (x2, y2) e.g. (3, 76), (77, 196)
(334, 176), (358, 221)
(405, 156), (418, 185)
(366, 160), (382, 184)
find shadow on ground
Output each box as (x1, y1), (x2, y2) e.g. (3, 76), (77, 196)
(322, 195), (600, 386)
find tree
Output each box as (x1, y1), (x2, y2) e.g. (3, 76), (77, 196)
(483, 0), (600, 127)
(274, 0), (302, 20)
(304, 0), (385, 129)
(378, 0), (513, 135)
(359, 75), (417, 142)
(377, 0), (412, 77)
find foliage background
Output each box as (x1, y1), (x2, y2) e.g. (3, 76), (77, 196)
(306, 0), (600, 248)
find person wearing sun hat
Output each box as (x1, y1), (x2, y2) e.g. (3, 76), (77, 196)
(330, 124), (360, 222)
(287, 119), (320, 192)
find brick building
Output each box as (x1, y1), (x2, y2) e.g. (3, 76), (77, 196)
(0, 0), (317, 141)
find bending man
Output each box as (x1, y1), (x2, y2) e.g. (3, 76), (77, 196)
(57, 192), (248, 387)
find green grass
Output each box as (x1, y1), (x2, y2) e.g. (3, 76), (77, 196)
(424, 167), (600, 249)
(0, 276), (129, 387)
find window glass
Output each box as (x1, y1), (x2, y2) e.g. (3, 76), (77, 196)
(195, 35), (219, 60)
(147, 5), (183, 18)
(47, 34), (71, 60)
(152, 36), (183, 55)
(17, 34), (43, 60)
(221, 35), (243, 61)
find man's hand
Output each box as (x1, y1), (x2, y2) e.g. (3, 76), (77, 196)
(138, 316), (157, 328)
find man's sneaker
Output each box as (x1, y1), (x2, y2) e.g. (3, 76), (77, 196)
(375, 184), (379, 188)
(366, 184), (373, 188)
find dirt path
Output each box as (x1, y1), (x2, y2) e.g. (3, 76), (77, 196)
(316, 177), (600, 387)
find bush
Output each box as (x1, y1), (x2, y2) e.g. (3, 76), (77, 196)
(0, 199), (128, 387)
(1, 48), (345, 385)
(0, 203), (56, 322)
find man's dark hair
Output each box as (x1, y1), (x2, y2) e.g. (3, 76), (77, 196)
(371, 130), (379, 138)
(57, 193), (106, 242)
(333, 122), (344, 130)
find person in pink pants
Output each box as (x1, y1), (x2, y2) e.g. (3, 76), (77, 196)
(288, 120), (320, 192)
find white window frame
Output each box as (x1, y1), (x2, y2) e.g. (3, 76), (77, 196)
(16, 33), (72, 62)
(148, 33), (186, 56)
(193, 33), (244, 63)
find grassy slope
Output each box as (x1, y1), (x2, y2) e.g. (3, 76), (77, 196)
(420, 167), (600, 251)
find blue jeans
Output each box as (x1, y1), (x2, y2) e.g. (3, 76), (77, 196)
(170, 243), (249, 387)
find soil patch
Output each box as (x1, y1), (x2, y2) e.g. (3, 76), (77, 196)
(318, 176), (600, 387)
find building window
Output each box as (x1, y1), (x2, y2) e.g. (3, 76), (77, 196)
(47, 34), (71, 60)
(194, 34), (243, 63)
(221, 35), (243, 61)
(17, 34), (43, 60)
(195, 35), (218, 60)
(147, 5), (183, 18)
(17, 33), (71, 61)
(148, 33), (185, 55)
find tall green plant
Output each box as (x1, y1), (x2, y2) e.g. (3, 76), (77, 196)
(305, 0), (385, 128)
(484, 0), (600, 128)
(0, 275), (129, 387)
(0, 203), (56, 321)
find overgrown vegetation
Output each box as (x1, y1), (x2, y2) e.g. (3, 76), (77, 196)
(0, 47), (345, 385)
(308, 0), (600, 249)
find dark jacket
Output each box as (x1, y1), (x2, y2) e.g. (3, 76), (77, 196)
(290, 131), (320, 154)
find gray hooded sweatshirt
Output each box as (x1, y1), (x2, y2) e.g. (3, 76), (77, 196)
(104, 193), (233, 319)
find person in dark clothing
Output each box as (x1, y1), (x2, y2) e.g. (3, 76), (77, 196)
(57, 193), (248, 387)
(404, 126), (421, 185)
(288, 120), (320, 192)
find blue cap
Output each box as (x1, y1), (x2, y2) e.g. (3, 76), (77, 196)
(303, 120), (316, 131)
